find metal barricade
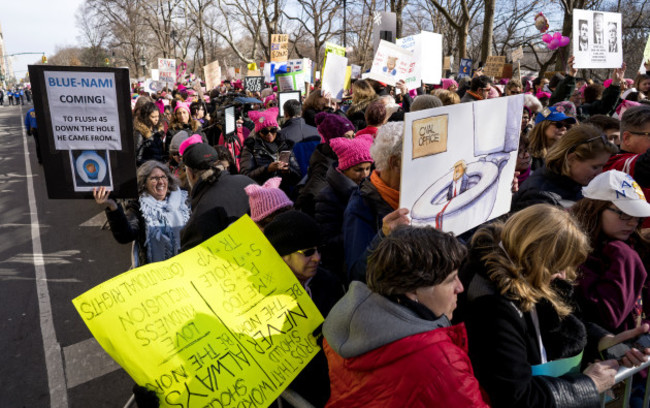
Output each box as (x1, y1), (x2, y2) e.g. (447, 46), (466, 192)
(601, 359), (650, 407)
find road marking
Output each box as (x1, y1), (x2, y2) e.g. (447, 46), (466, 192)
(21, 115), (69, 407)
(80, 211), (107, 227)
(62, 338), (121, 389)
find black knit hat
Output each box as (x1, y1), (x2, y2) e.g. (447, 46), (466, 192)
(183, 143), (218, 170)
(264, 210), (321, 256)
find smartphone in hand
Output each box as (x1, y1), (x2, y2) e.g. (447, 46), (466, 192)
(279, 151), (291, 164)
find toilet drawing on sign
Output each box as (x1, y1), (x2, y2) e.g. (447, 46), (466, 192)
(411, 97), (521, 232)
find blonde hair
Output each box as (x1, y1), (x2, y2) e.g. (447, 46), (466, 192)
(472, 204), (590, 317)
(545, 124), (618, 177)
(431, 89), (460, 105)
(527, 121), (555, 159)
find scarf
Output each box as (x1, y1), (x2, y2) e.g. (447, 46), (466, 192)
(139, 189), (191, 264)
(517, 166), (531, 185)
(370, 171), (399, 210)
(466, 90), (484, 101)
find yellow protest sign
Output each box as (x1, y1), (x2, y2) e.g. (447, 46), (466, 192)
(343, 66), (352, 90)
(73, 216), (323, 407)
(271, 34), (289, 63)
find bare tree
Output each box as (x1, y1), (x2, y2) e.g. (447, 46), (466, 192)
(389, 0), (409, 38)
(76, 2), (111, 66)
(284, 0), (343, 69)
(424, 0), (483, 60)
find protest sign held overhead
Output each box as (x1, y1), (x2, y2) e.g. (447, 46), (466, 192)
(244, 76), (265, 93)
(401, 95), (524, 235)
(573, 9), (622, 69)
(483, 56), (507, 78)
(367, 40), (416, 87)
(203, 60), (221, 90)
(396, 31), (442, 87)
(271, 34), (289, 63)
(322, 53), (348, 100)
(459, 58), (473, 78)
(158, 58), (176, 86)
(28, 65), (137, 199)
(72, 215), (324, 408)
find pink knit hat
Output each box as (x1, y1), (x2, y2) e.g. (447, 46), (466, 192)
(441, 78), (458, 90)
(174, 101), (191, 114)
(244, 177), (293, 222)
(248, 107), (279, 133)
(330, 136), (373, 171)
(179, 134), (203, 156)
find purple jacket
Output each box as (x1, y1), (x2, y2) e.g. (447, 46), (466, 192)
(576, 240), (650, 332)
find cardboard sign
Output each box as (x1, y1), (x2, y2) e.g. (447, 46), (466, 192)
(459, 58), (473, 78)
(322, 53), (348, 100)
(158, 58), (176, 86)
(244, 76), (265, 93)
(511, 46), (524, 63)
(573, 9), (622, 69)
(401, 95), (524, 235)
(28, 65), (137, 198)
(443, 57), (451, 70)
(483, 56), (507, 77)
(271, 34), (289, 63)
(203, 60), (221, 91)
(73, 216), (323, 408)
(368, 40), (416, 87)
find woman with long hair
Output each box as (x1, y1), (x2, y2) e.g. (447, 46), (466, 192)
(134, 101), (165, 167)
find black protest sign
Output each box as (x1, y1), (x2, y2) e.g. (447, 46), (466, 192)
(28, 65), (137, 199)
(244, 76), (265, 93)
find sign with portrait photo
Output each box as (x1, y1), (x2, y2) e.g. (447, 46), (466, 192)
(367, 40), (417, 87)
(573, 9), (622, 69)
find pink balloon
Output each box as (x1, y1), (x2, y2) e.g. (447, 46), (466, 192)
(548, 39), (559, 50)
(553, 32), (562, 40)
(559, 36), (571, 47)
(542, 33), (552, 43)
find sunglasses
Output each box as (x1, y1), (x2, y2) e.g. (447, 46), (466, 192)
(568, 133), (613, 153)
(259, 127), (278, 136)
(296, 247), (319, 257)
(605, 207), (644, 224)
(550, 121), (573, 130)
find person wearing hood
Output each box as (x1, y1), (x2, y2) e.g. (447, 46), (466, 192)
(323, 225), (490, 407)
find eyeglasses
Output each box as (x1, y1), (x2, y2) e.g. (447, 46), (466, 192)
(296, 247), (319, 257)
(550, 121), (573, 130)
(605, 207), (644, 224)
(259, 127), (278, 136)
(148, 176), (167, 182)
(568, 133), (613, 153)
(517, 148), (529, 158)
(628, 131), (650, 137)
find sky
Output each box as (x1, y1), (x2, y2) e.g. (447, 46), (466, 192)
(2, 0), (85, 81)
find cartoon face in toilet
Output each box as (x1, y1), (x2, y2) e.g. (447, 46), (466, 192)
(383, 56), (398, 75)
(447, 160), (469, 200)
(401, 94), (525, 235)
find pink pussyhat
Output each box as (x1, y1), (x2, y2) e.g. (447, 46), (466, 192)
(179, 134), (203, 156)
(244, 177), (293, 222)
(174, 101), (191, 114)
(329, 136), (373, 171)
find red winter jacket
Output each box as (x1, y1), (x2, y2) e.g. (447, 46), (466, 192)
(324, 323), (490, 408)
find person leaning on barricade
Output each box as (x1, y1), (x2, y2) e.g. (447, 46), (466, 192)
(462, 204), (650, 408)
(93, 161), (190, 267)
(323, 225), (490, 407)
(264, 210), (345, 407)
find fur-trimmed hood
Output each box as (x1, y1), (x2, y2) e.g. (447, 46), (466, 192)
(134, 119), (163, 139)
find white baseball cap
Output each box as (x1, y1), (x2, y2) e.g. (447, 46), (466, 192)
(582, 170), (650, 217)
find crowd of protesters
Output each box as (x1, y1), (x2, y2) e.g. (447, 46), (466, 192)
(88, 55), (650, 407)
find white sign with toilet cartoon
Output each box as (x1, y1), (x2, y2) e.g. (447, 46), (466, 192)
(400, 94), (524, 235)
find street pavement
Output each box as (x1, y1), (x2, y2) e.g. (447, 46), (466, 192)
(0, 102), (136, 407)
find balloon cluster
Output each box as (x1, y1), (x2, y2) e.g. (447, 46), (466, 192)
(542, 32), (570, 50)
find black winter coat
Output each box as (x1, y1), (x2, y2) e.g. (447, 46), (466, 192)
(180, 169), (255, 251)
(462, 227), (607, 408)
(279, 117), (319, 144)
(295, 144), (337, 217)
(239, 134), (301, 195)
(314, 163), (358, 283)
(105, 200), (148, 267)
(514, 167), (583, 208)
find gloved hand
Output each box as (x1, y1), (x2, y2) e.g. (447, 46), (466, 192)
(133, 384), (159, 408)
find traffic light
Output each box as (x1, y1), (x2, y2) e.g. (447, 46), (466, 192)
(104, 58), (110, 66)
(41, 55), (48, 64)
